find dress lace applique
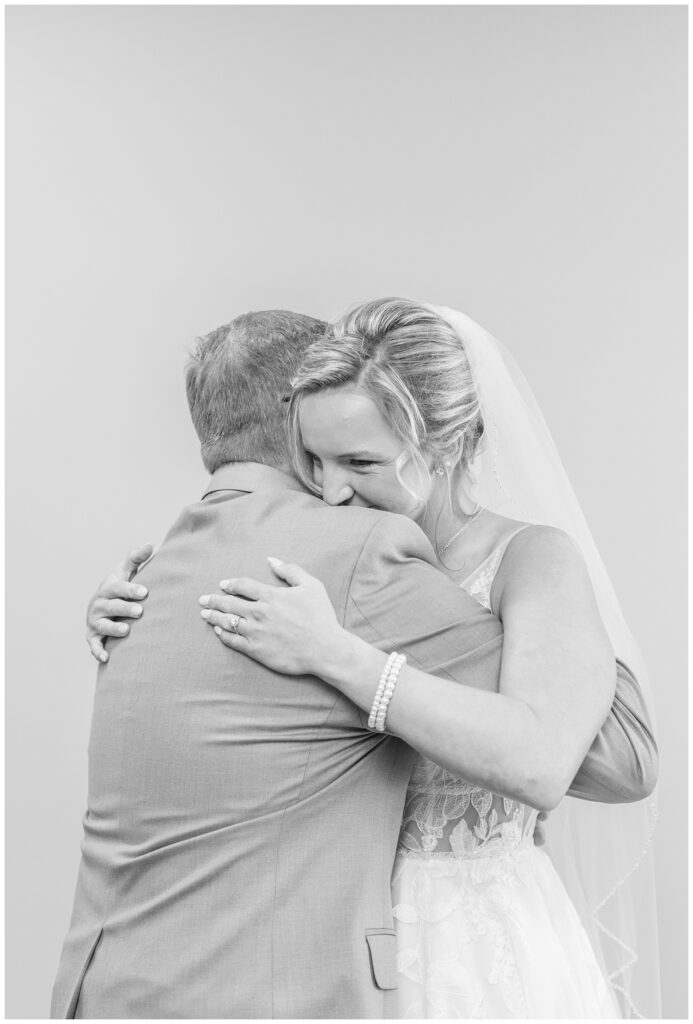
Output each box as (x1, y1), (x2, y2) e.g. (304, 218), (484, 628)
(389, 527), (617, 1019)
(462, 543), (506, 610)
(396, 529), (537, 863)
(391, 528), (618, 1018)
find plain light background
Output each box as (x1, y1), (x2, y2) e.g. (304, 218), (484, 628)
(6, 5), (687, 1018)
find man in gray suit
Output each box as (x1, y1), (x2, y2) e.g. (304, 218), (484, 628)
(51, 311), (657, 1019)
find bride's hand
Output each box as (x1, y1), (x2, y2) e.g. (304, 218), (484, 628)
(86, 544), (154, 663)
(199, 557), (344, 676)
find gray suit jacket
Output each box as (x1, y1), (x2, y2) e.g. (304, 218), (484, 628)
(51, 463), (657, 1019)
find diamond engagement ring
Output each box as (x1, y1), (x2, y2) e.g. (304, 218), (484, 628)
(228, 615), (241, 633)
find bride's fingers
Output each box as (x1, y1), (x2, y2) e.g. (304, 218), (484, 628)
(199, 593), (254, 616)
(200, 607), (250, 634)
(87, 635), (109, 663)
(87, 601), (141, 634)
(266, 557), (314, 587)
(93, 617), (133, 638)
(115, 544), (154, 580)
(218, 577), (266, 601)
(100, 579), (148, 602)
(213, 625), (251, 654)
(99, 598), (144, 620)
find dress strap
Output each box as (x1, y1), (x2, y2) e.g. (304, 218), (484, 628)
(459, 525), (533, 590)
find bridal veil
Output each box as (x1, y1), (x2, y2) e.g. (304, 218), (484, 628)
(428, 305), (660, 1019)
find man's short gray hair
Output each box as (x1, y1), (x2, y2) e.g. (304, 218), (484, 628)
(186, 310), (327, 473)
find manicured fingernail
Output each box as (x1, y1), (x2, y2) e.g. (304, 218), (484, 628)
(200, 609), (211, 619)
(131, 605), (142, 616)
(119, 623), (129, 634)
(135, 586), (147, 597)
(267, 557), (282, 566)
(100, 652), (108, 663)
(219, 579), (232, 590)
(199, 595), (210, 606)
(214, 626), (222, 635)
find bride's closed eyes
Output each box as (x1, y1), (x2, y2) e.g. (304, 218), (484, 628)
(305, 451), (381, 472)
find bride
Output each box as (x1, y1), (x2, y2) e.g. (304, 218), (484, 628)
(87, 299), (659, 1017)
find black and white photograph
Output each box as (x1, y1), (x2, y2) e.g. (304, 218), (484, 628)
(5, 4), (687, 1020)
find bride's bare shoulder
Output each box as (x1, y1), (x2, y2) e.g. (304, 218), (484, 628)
(497, 521), (585, 583)
(480, 511), (530, 547)
(486, 515), (583, 586)
(484, 512), (574, 551)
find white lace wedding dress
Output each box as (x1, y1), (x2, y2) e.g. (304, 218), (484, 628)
(391, 532), (620, 1019)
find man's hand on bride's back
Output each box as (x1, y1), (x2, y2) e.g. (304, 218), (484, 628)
(86, 544), (154, 663)
(533, 811), (549, 847)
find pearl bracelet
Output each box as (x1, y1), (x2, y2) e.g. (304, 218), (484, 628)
(368, 652), (398, 730)
(368, 652), (406, 733)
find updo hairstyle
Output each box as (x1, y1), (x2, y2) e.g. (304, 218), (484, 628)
(287, 298), (484, 511)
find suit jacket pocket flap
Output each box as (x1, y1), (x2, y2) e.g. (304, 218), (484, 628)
(365, 928), (398, 990)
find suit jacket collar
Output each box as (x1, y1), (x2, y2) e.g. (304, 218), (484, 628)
(202, 462), (308, 500)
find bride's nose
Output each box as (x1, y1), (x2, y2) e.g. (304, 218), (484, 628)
(321, 468), (355, 506)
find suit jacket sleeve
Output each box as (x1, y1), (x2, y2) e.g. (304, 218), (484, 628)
(567, 658), (659, 802)
(344, 514), (504, 716)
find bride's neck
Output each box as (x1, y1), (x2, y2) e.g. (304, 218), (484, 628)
(417, 484), (477, 553)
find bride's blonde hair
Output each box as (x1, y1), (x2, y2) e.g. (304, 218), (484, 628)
(287, 297), (484, 509)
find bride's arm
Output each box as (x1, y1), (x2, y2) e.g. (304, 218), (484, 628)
(202, 526), (615, 811)
(88, 535), (656, 804)
(361, 525), (658, 804)
(335, 526), (615, 810)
